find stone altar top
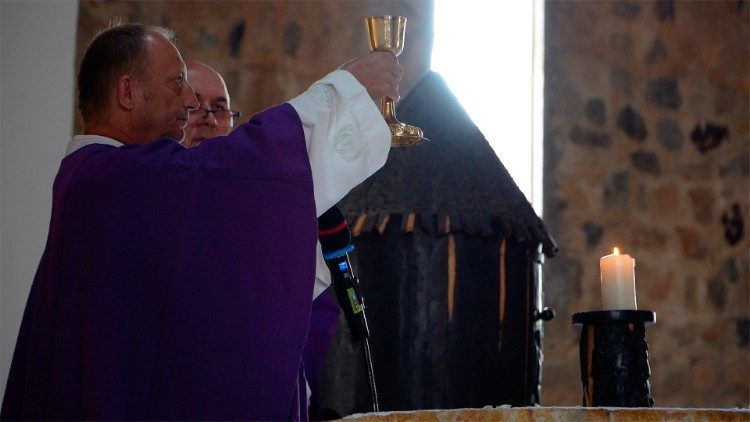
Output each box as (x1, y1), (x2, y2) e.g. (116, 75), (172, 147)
(344, 406), (749, 421)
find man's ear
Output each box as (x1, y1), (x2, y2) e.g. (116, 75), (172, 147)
(116, 75), (138, 111)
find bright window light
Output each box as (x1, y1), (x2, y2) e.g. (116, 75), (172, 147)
(432, 0), (543, 212)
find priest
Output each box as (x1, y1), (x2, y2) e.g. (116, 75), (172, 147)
(1, 22), (400, 421)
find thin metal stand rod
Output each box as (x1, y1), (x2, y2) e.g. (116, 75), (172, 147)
(361, 338), (379, 412)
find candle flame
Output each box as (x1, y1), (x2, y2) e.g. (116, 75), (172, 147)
(613, 246), (620, 255)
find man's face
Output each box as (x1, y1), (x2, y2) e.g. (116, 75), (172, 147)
(136, 34), (198, 141)
(182, 61), (233, 147)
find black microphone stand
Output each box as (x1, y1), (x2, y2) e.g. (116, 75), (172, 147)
(328, 252), (379, 413)
(318, 206), (379, 413)
(361, 337), (379, 412)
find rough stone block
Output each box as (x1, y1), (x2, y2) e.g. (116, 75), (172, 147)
(617, 106), (648, 142)
(656, 119), (683, 151)
(687, 187), (715, 223)
(677, 227), (707, 259)
(630, 150), (662, 175)
(647, 76), (682, 109)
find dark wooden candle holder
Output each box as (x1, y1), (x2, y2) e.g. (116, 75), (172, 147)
(572, 310), (656, 407)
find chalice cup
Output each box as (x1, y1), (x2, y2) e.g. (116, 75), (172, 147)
(365, 15), (427, 147)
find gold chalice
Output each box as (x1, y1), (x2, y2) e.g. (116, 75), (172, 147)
(365, 15), (427, 147)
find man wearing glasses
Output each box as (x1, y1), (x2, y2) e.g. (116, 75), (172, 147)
(181, 60), (240, 147)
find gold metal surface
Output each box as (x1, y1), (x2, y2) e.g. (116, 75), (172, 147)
(447, 234), (456, 322)
(352, 212), (367, 237)
(365, 15), (406, 55)
(365, 15), (427, 147)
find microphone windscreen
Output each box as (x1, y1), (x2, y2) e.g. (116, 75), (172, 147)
(317, 206), (352, 253)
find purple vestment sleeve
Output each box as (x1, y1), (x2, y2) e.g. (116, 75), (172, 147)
(2, 104), (318, 420)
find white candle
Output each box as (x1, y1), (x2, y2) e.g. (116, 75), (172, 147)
(599, 247), (637, 310)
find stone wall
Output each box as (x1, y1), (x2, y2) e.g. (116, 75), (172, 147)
(76, 0), (433, 131)
(542, 0), (749, 407)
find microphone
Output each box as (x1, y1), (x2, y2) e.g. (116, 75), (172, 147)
(318, 206), (370, 341)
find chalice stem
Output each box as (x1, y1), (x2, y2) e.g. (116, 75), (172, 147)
(381, 98), (401, 125)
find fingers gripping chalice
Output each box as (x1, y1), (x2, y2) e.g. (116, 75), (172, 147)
(365, 15), (427, 147)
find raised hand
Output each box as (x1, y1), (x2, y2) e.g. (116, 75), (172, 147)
(340, 51), (403, 102)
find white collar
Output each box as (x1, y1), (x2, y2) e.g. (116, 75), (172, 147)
(66, 135), (124, 157)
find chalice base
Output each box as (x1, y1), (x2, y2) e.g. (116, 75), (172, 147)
(389, 123), (428, 147)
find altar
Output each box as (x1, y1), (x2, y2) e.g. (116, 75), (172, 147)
(345, 406), (750, 421)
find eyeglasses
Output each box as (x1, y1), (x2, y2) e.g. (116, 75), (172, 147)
(191, 107), (241, 127)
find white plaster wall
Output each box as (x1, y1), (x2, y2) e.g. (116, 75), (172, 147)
(0, 0), (79, 400)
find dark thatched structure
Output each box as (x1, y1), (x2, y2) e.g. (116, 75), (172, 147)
(318, 71), (557, 417)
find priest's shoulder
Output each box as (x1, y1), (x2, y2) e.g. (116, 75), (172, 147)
(64, 139), (182, 167)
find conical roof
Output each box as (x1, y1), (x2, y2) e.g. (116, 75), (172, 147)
(340, 71), (557, 257)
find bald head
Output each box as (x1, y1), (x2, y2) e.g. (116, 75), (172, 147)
(77, 24), (174, 123)
(182, 60), (234, 147)
(77, 24), (199, 144)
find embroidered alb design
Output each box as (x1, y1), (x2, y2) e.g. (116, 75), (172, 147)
(312, 84), (336, 109)
(332, 124), (362, 162)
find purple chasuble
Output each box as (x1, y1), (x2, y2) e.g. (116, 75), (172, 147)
(2, 104), (318, 420)
(302, 291), (340, 419)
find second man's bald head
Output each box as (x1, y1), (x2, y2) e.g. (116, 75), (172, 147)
(182, 60), (236, 147)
